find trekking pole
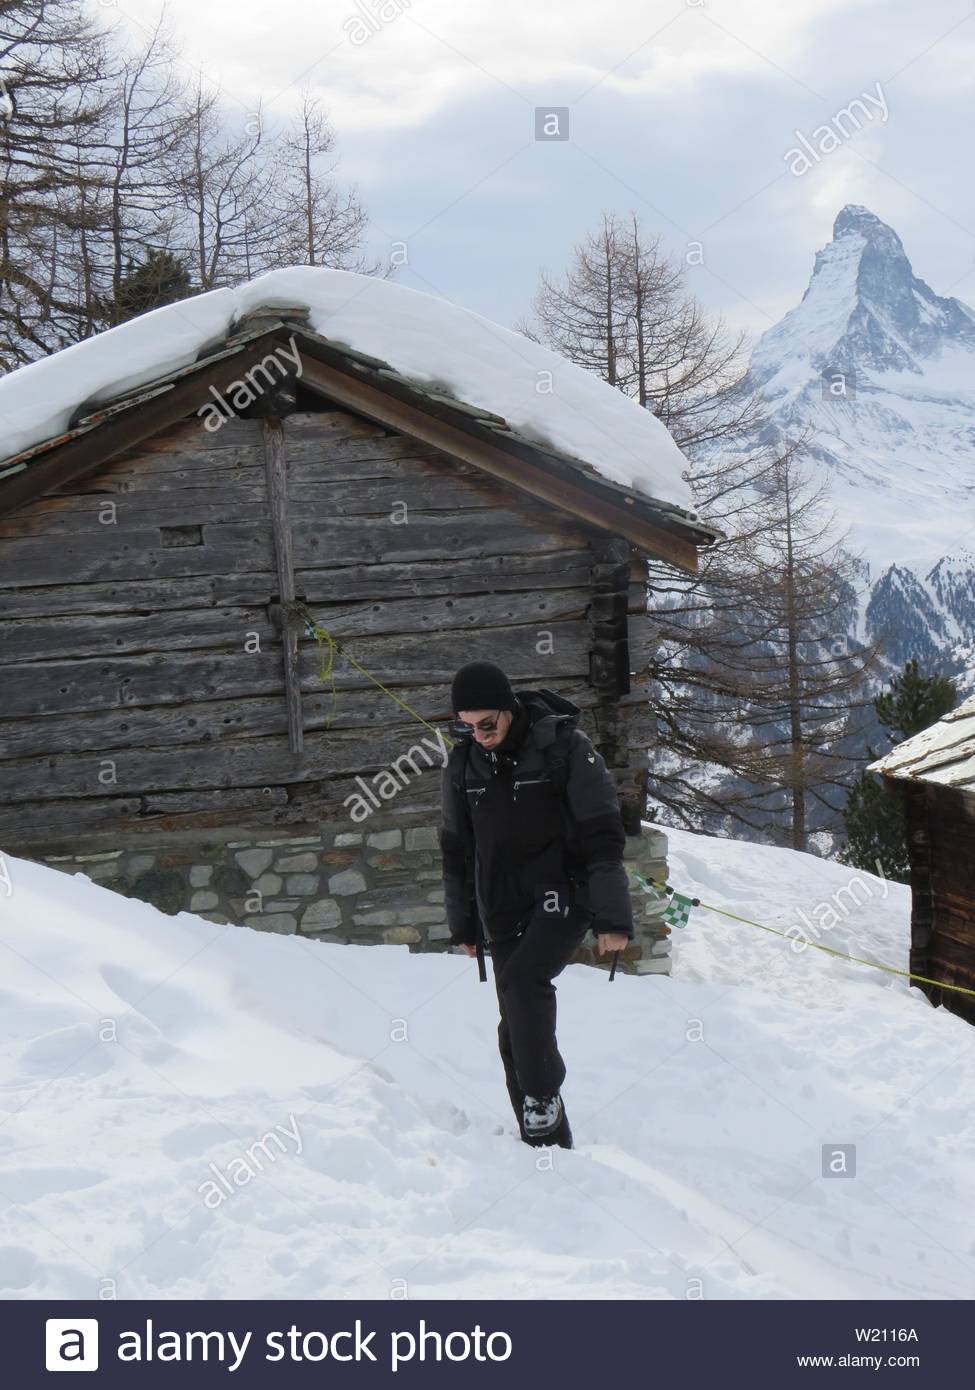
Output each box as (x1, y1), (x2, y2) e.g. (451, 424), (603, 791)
(608, 949), (619, 982)
(474, 913), (487, 984)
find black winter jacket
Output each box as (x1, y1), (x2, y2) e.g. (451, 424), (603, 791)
(439, 690), (635, 946)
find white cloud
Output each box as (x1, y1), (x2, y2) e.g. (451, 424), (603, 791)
(109, 0), (874, 129)
(97, 0), (975, 339)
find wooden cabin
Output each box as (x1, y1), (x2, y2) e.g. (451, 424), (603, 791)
(867, 694), (975, 1022)
(0, 278), (722, 973)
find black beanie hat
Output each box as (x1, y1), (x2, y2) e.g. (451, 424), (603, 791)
(451, 661), (517, 715)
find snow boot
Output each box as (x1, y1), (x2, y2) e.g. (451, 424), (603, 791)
(523, 1092), (563, 1138)
(548, 1108), (574, 1150)
(520, 1104), (573, 1150)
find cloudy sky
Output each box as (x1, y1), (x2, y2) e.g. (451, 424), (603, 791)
(108, 0), (974, 352)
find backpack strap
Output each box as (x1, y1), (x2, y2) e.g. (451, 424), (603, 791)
(448, 739), (475, 831)
(542, 718), (577, 798)
(448, 739), (487, 980)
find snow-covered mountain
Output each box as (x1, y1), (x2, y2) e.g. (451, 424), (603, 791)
(748, 204), (975, 687)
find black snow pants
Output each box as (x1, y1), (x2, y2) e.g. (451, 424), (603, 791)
(488, 895), (593, 1146)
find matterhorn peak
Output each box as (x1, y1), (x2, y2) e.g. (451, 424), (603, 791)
(834, 204), (895, 239)
(743, 205), (975, 594)
(832, 204), (907, 261)
(751, 205), (975, 385)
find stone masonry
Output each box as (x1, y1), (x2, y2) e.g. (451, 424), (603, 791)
(46, 820), (673, 975)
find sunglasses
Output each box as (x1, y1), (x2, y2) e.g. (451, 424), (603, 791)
(452, 711), (503, 735)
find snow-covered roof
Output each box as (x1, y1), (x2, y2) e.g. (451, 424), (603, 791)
(866, 693), (975, 789)
(0, 266), (700, 520)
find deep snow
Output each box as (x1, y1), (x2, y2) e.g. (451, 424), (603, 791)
(1, 826), (973, 1301)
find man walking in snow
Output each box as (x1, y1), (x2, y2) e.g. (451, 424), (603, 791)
(440, 661), (633, 1149)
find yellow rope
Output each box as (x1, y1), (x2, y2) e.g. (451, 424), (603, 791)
(635, 872), (975, 1002)
(282, 600), (454, 745)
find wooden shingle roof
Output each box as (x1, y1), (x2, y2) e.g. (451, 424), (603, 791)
(866, 693), (975, 790)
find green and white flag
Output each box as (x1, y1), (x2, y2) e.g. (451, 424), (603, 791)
(663, 891), (694, 931)
(632, 870), (666, 901)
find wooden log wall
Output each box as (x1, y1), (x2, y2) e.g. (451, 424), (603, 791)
(905, 781), (975, 1026)
(0, 407), (656, 852)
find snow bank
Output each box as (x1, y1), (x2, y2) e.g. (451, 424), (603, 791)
(1, 826), (972, 1300)
(0, 267), (696, 515)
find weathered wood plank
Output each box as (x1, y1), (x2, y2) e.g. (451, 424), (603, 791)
(141, 786), (291, 814)
(287, 442), (460, 476)
(0, 511), (588, 588)
(0, 678), (602, 759)
(1, 622), (591, 717)
(284, 410), (392, 444)
(1, 648), (284, 717)
(290, 512), (591, 569)
(104, 407), (385, 462)
(48, 448), (263, 486)
(0, 797), (146, 843)
(110, 414), (265, 457)
(0, 466), (552, 538)
(926, 916), (975, 953)
(0, 574), (255, 617)
(0, 726), (459, 801)
(0, 607), (276, 662)
(59, 430), (444, 488)
(47, 437), (446, 495)
(0, 487), (270, 536)
(0, 551), (596, 618)
(0, 790), (295, 851)
(0, 524), (274, 586)
(0, 587), (590, 667)
(0, 695), (289, 758)
(0, 784), (425, 850)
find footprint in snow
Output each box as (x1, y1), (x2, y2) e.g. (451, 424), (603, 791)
(0, 1166), (107, 1204)
(19, 1024), (114, 1080)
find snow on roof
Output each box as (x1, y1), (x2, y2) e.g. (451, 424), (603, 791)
(0, 266), (698, 517)
(866, 693), (975, 789)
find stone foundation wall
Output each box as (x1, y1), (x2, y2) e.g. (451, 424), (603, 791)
(46, 820), (672, 974)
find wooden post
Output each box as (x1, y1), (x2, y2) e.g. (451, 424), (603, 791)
(262, 415), (304, 757)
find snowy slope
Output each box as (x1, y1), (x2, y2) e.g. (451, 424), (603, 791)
(0, 266), (697, 516)
(2, 827), (973, 1301)
(745, 205), (975, 685)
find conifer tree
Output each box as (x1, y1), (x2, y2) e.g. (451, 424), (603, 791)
(111, 249), (193, 323)
(839, 657), (957, 879)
